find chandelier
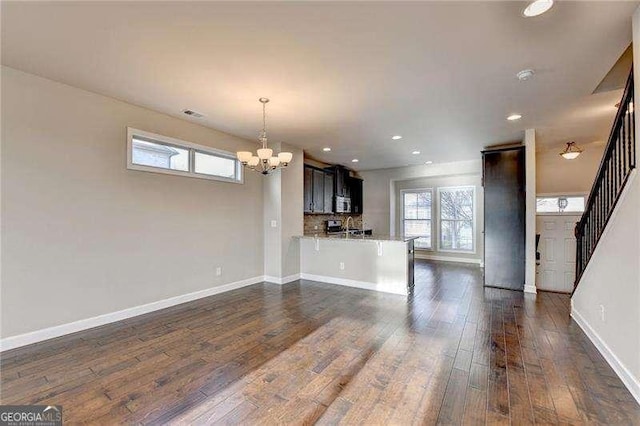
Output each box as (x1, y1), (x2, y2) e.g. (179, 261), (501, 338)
(236, 98), (292, 175)
(559, 141), (583, 160)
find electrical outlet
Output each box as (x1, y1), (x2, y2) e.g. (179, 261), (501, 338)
(339, 262), (345, 270)
(600, 304), (605, 322)
(314, 225), (319, 230)
(271, 220), (277, 228)
(216, 267), (222, 277)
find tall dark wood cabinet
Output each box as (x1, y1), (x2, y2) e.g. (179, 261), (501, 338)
(349, 177), (363, 214)
(482, 146), (526, 291)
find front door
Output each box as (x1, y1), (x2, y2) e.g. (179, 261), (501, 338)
(536, 214), (581, 293)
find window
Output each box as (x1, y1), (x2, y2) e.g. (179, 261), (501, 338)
(402, 190), (432, 249)
(127, 128), (242, 183)
(536, 196), (585, 214)
(439, 186), (475, 252)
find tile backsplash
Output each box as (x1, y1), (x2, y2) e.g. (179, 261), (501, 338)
(304, 213), (364, 234)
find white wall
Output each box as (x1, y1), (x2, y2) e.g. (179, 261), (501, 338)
(1, 67), (265, 338)
(570, 6), (640, 404)
(394, 174), (484, 263)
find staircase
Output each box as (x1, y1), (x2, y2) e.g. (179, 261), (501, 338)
(575, 69), (636, 290)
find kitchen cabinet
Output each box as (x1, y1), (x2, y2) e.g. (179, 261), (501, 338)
(323, 172), (334, 214)
(327, 166), (351, 198)
(304, 166), (313, 213)
(303, 164), (334, 214)
(349, 177), (363, 214)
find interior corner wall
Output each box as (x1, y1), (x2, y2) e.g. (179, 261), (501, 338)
(1, 66), (265, 339)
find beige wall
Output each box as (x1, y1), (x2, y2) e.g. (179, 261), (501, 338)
(536, 143), (605, 195)
(1, 67), (265, 338)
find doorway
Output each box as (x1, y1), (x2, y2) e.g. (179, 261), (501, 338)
(536, 214), (581, 293)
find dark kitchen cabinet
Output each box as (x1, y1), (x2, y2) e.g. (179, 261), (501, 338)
(303, 164), (334, 214)
(312, 169), (325, 212)
(323, 172), (334, 214)
(349, 177), (363, 214)
(304, 166), (313, 213)
(327, 166), (351, 198)
(482, 146), (526, 291)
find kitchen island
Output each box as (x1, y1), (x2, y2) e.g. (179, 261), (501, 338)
(297, 233), (416, 295)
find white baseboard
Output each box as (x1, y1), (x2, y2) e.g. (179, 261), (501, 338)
(264, 274), (300, 285)
(300, 273), (407, 296)
(524, 284), (537, 294)
(0, 275), (264, 352)
(415, 253), (482, 265)
(571, 307), (640, 405)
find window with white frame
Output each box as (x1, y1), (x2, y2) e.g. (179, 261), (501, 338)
(536, 196), (585, 214)
(402, 190), (432, 249)
(439, 186), (475, 252)
(127, 128), (242, 183)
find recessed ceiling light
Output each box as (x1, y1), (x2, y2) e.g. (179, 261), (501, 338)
(425, 161), (433, 165)
(351, 159), (359, 163)
(523, 0), (554, 17)
(412, 150), (421, 155)
(507, 114), (522, 121)
(323, 147), (331, 152)
(392, 135), (403, 140)
(182, 109), (205, 118)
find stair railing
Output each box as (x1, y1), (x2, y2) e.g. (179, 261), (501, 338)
(575, 69), (636, 288)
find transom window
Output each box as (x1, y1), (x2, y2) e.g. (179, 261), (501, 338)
(438, 186), (475, 252)
(127, 128), (242, 183)
(402, 190), (432, 249)
(536, 196), (585, 214)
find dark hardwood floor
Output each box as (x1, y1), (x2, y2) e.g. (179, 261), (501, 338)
(1, 260), (639, 424)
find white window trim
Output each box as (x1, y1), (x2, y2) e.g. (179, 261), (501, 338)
(437, 185), (476, 254)
(400, 188), (434, 251)
(535, 193), (587, 216)
(126, 127), (243, 184)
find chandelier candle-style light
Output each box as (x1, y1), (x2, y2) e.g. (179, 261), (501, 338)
(237, 98), (293, 175)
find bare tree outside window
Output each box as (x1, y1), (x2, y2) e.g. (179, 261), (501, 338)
(439, 187), (474, 251)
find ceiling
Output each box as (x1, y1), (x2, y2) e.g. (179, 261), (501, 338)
(1, 1), (637, 170)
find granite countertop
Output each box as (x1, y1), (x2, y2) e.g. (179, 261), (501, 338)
(297, 233), (418, 243)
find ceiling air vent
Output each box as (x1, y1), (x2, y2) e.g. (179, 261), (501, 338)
(182, 109), (205, 118)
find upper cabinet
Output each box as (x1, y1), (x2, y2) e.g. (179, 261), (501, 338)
(304, 165), (335, 214)
(349, 176), (363, 214)
(328, 166), (351, 198)
(304, 163), (363, 214)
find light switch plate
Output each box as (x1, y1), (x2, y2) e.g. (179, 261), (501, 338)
(270, 220), (277, 228)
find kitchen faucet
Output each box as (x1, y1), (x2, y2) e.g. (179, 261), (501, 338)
(345, 216), (354, 235)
